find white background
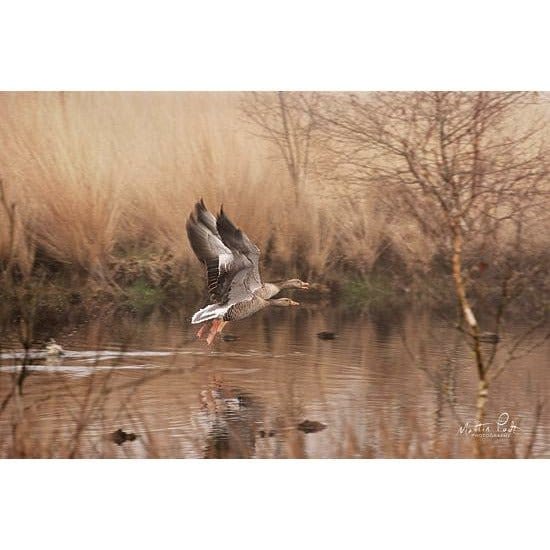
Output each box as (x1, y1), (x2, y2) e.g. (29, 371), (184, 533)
(1, 1), (549, 548)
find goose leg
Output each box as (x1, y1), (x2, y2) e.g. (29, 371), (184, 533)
(216, 321), (227, 335)
(206, 320), (220, 345)
(197, 322), (210, 339)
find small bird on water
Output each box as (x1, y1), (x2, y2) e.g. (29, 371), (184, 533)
(186, 199), (309, 345)
(110, 428), (138, 446)
(45, 338), (64, 356)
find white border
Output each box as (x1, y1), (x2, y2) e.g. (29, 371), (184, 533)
(2, 460), (548, 549)
(2, 2), (549, 549)
(1, 1), (549, 90)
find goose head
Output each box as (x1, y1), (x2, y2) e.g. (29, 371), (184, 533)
(281, 279), (310, 290)
(269, 297), (300, 307)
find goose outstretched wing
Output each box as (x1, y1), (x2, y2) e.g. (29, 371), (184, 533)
(216, 206), (262, 304)
(186, 200), (262, 305)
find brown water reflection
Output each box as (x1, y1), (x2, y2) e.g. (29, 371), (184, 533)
(1, 305), (549, 458)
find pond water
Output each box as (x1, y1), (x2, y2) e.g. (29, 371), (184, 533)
(1, 303), (549, 458)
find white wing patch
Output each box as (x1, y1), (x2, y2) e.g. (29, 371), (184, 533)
(191, 303), (230, 324)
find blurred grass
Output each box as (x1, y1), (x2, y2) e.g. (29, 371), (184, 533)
(0, 92), (347, 287)
(123, 278), (166, 314)
(341, 274), (399, 309)
(0, 92), (548, 309)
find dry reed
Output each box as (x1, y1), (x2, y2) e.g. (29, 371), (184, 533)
(0, 92), (548, 299)
(0, 93), (426, 294)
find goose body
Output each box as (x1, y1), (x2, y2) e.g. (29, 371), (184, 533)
(186, 199), (308, 344)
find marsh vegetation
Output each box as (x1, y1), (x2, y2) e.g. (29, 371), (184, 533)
(1, 92), (546, 297)
(0, 92), (549, 458)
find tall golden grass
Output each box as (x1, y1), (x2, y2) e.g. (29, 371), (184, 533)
(0, 92), (548, 291)
(0, 93), (348, 282)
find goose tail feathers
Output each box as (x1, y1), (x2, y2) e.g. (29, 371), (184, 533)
(191, 304), (228, 324)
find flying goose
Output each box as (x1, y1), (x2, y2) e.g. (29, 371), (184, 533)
(186, 199), (309, 344)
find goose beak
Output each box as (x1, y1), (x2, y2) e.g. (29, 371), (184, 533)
(290, 300), (300, 306)
(301, 282), (310, 290)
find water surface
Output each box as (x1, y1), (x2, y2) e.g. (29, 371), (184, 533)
(1, 304), (548, 458)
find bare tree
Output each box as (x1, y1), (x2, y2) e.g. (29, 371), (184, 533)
(241, 92), (319, 205)
(313, 92), (550, 455)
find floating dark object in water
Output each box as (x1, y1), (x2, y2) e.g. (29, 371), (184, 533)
(222, 334), (239, 342)
(297, 420), (327, 434)
(111, 428), (138, 446)
(479, 332), (500, 344)
(317, 331), (336, 340)
(258, 430), (276, 438)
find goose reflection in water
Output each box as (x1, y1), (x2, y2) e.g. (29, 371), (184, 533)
(200, 379), (270, 459)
